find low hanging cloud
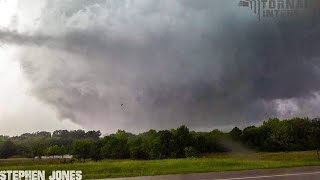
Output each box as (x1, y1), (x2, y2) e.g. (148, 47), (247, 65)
(1, 0), (320, 132)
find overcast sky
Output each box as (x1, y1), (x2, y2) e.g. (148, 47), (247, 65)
(0, 0), (319, 136)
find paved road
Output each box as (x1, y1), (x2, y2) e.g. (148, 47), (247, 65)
(103, 166), (320, 180)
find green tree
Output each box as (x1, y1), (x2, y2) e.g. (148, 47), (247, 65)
(173, 125), (194, 158)
(157, 130), (175, 159)
(207, 129), (227, 152)
(0, 140), (17, 159)
(47, 145), (66, 156)
(229, 127), (242, 141)
(193, 132), (209, 153)
(86, 131), (102, 140)
(241, 126), (261, 150)
(101, 135), (130, 159)
(311, 118), (320, 159)
(137, 129), (161, 159)
(90, 140), (103, 162)
(128, 137), (149, 160)
(32, 141), (46, 158)
(72, 139), (93, 161)
(285, 118), (312, 151)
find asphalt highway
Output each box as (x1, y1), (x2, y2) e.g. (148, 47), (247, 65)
(104, 166), (320, 180)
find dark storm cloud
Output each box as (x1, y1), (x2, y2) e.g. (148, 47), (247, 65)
(1, 0), (320, 132)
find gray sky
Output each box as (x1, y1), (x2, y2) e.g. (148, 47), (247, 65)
(0, 0), (320, 136)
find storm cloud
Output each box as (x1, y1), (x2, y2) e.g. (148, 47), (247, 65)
(1, 0), (320, 132)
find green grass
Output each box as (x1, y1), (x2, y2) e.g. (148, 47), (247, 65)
(0, 151), (319, 179)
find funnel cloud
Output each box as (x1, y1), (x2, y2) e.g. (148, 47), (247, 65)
(1, 0), (320, 133)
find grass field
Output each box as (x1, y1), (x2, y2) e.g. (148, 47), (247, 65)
(0, 151), (319, 179)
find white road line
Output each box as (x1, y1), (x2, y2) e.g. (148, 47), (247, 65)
(202, 171), (320, 180)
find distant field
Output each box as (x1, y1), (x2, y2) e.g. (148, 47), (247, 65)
(0, 151), (319, 179)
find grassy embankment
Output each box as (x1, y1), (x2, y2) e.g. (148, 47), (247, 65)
(0, 151), (319, 179)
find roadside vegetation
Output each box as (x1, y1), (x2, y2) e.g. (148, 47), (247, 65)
(0, 117), (319, 161)
(0, 151), (319, 179)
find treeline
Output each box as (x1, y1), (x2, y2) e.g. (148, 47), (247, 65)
(0, 117), (319, 160)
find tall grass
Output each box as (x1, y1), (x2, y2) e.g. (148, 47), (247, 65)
(0, 151), (319, 179)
